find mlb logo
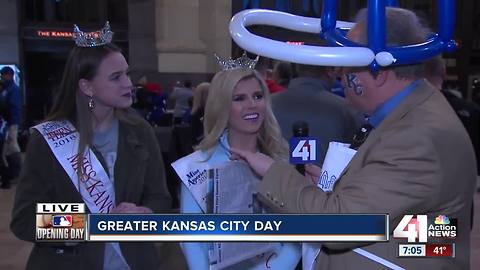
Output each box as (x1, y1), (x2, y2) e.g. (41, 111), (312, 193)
(52, 215), (72, 227)
(289, 137), (319, 164)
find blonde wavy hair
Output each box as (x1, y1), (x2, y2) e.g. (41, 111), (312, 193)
(196, 68), (288, 160)
(192, 82), (210, 114)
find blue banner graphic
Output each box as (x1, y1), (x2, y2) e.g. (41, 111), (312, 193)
(87, 214), (388, 242)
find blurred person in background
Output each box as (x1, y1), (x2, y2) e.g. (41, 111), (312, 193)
(272, 63), (363, 166)
(424, 56), (480, 178)
(271, 61), (293, 93)
(0, 81), (8, 188)
(0, 66), (23, 189)
(191, 82), (210, 145)
(170, 80), (194, 124)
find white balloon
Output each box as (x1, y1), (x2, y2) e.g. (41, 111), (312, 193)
(375, 51), (395, 66)
(229, 9), (375, 66)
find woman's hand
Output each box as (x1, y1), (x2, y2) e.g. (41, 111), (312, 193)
(230, 148), (274, 177)
(111, 202), (153, 214)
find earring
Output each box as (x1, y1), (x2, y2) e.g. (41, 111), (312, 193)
(88, 96), (95, 110)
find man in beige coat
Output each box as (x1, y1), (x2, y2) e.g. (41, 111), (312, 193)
(231, 7), (476, 270)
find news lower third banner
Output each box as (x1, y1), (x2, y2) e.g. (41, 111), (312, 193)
(87, 214), (389, 242)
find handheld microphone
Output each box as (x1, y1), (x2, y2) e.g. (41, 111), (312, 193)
(350, 124), (374, 150)
(292, 121), (309, 175)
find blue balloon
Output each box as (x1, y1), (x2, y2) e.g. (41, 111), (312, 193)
(236, 0), (456, 70)
(320, 0), (337, 33)
(386, 0), (399, 7)
(318, 0), (456, 71)
(243, 0), (261, 9)
(275, 0), (290, 12)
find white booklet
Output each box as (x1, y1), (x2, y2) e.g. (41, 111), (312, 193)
(304, 142), (357, 270)
(318, 141), (357, 191)
(208, 162), (275, 270)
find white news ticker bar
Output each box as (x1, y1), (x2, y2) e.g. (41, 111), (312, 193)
(36, 203), (85, 214)
(88, 235), (387, 242)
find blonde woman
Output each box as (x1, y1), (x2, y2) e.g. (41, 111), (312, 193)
(173, 67), (301, 269)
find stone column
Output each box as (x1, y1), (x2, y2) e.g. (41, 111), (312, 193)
(0, 0), (20, 65)
(155, 0), (231, 73)
(128, 0), (158, 74)
(199, 0), (232, 73)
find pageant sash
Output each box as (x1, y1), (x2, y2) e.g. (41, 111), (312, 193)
(33, 120), (130, 269)
(33, 121), (116, 214)
(173, 153), (277, 269)
(172, 150), (214, 213)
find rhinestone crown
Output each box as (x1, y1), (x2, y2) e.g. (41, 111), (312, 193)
(215, 52), (259, 70)
(73, 21), (113, 47)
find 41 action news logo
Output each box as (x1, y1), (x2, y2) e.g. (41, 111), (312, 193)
(393, 215), (457, 243)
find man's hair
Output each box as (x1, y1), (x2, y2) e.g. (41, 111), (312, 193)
(423, 56), (446, 79)
(0, 66), (14, 75)
(184, 80), (192, 88)
(354, 7), (431, 79)
(296, 64), (329, 77)
(423, 56), (446, 89)
(273, 61), (293, 87)
(254, 56), (271, 74)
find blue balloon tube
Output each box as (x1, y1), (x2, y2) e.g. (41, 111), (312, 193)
(321, 0), (337, 33)
(367, 0), (386, 71)
(387, 37), (446, 65)
(438, 0), (455, 41)
(367, 0), (386, 54)
(386, 0), (398, 7)
(302, 0), (310, 13)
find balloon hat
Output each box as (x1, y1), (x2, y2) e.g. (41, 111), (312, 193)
(230, 0), (456, 71)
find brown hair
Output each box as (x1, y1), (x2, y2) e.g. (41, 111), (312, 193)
(47, 43), (133, 178)
(354, 7), (430, 79)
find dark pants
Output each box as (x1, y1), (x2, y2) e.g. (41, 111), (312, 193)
(0, 152), (21, 187)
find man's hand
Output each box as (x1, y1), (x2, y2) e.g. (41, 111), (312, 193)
(305, 164), (322, 185)
(229, 148), (274, 177)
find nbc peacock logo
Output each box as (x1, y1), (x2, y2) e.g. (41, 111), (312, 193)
(434, 215), (450, 225)
(428, 215), (457, 238)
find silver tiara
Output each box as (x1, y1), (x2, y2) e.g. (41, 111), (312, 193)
(73, 21), (114, 47)
(215, 52), (259, 71)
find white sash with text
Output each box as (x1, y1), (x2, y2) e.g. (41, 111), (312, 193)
(33, 120), (130, 270)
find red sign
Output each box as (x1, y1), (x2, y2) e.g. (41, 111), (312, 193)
(286, 41), (305, 45)
(36, 30), (73, 39)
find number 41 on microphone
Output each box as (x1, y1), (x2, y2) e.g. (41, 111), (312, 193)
(289, 137), (319, 164)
